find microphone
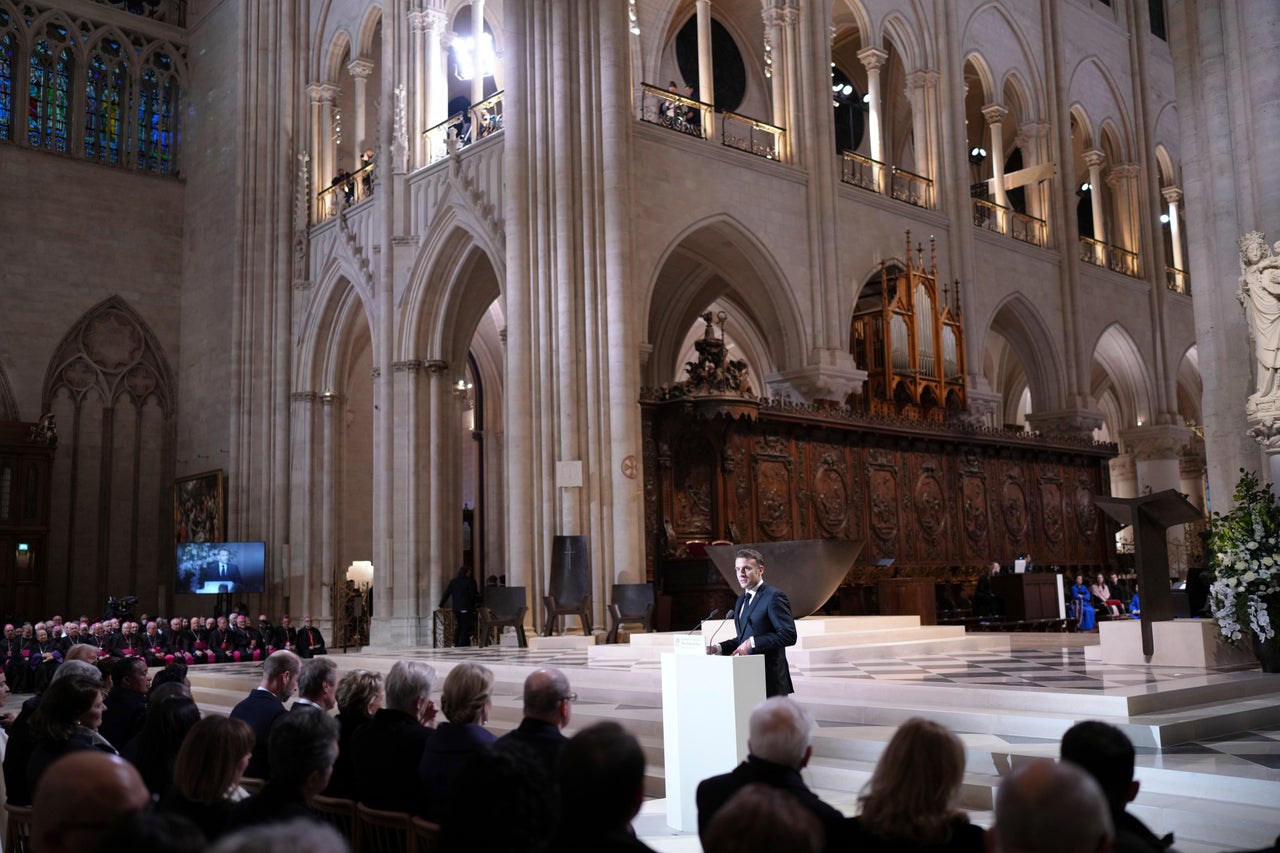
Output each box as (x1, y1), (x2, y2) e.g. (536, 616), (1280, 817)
(706, 610), (732, 651)
(688, 608), (720, 634)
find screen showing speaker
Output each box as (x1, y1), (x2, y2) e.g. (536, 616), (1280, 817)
(176, 542), (266, 594)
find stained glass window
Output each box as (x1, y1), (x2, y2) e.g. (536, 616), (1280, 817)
(86, 39), (127, 164)
(28, 23), (73, 152)
(0, 21), (14, 141)
(137, 50), (177, 174)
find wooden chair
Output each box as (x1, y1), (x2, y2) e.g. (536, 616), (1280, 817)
(477, 586), (528, 647)
(312, 795), (358, 846)
(239, 776), (266, 795)
(412, 816), (442, 853)
(356, 803), (415, 853)
(542, 534), (592, 636)
(606, 583), (655, 643)
(4, 803), (33, 853)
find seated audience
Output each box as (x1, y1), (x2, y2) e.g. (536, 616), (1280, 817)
(1071, 574), (1098, 631)
(207, 818), (349, 853)
(439, 746), (558, 853)
(697, 696), (847, 851)
(1092, 573), (1123, 617)
(555, 721), (656, 852)
(418, 661), (497, 819)
(352, 659), (437, 812)
(27, 626), (63, 691)
(230, 649), (301, 779)
(1061, 720), (1175, 852)
(323, 668), (382, 799)
(161, 714), (257, 840)
(495, 667), (573, 777)
(293, 655), (339, 712)
(3, 659), (102, 805)
(988, 758), (1112, 853)
(274, 615), (298, 654)
(26, 675), (115, 795)
(31, 751), (151, 853)
(849, 717), (984, 852)
(1130, 584), (1142, 618)
(95, 809), (207, 849)
(297, 615), (327, 658)
(100, 655), (150, 749)
(703, 783), (824, 853)
(123, 693), (201, 796)
(226, 706), (340, 831)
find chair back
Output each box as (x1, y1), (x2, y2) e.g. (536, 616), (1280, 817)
(356, 802), (414, 853)
(312, 795), (357, 845)
(239, 776), (266, 795)
(611, 583), (654, 618)
(482, 586), (527, 619)
(412, 816), (442, 853)
(4, 803), (33, 853)
(548, 535), (590, 602)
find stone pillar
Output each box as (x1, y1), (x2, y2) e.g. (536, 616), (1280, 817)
(1084, 148), (1107, 243)
(470, 0), (486, 108)
(1163, 185), (1185, 273)
(1123, 424), (1191, 574)
(905, 69), (938, 190)
(1180, 442), (1206, 512)
(1024, 408), (1104, 438)
(348, 58), (374, 171)
(1022, 121), (1051, 226)
(858, 47), (887, 191)
(696, 0), (715, 140)
(982, 103), (1009, 231)
(408, 11), (428, 167)
(762, 5), (787, 155)
(308, 84), (338, 213)
(1108, 163), (1141, 259)
(1109, 451), (1138, 553)
(319, 392), (343, 626)
(428, 13), (449, 128)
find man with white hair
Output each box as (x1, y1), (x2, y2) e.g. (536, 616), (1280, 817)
(351, 659), (437, 813)
(988, 758), (1114, 853)
(696, 696), (846, 851)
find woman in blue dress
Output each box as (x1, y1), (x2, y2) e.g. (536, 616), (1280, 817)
(1070, 574), (1097, 631)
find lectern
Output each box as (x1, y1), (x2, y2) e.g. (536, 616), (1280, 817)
(661, 636), (765, 832)
(1092, 490), (1202, 656)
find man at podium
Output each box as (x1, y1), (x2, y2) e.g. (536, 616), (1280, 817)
(706, 548), (797, 696)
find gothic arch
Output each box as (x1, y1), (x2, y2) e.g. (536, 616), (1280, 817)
(879, 7), (929, 72)
(324, 29), (353, 85)
(983, 294), (1067, 420)
(1089, 323), (1154, 434)
(962, 2), (1045, 118)
(832, 0), (874, 43)
(1153, 102), (1181, 171)
(356, 4), (383, 59)
(1176, 345), (1203, 427)
(643, 215), (805, 389)
(962, 52), (997, 104)
(1067, 56), (1134, 159)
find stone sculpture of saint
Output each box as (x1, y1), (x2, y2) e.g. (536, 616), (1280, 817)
(1238, 231), (1280, 400)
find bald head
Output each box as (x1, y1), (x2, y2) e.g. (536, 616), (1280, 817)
(991, 759), (1113, 853)
(33, 752), (149, 853)
(522, 668), (572, 727)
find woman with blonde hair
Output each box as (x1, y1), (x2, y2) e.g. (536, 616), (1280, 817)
(324, 668), (383, 798)
(160, 714), (256, 840)
(417, 662), (496, 820)
(849, 717), (984, 851)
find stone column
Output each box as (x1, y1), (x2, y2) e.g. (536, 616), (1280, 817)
(308, 84), (338, 214)
(696, 0), (715, 140)
(1109, 451), (1138, 553)
(427, 12), (449, 129)
(319, 392), (343, 627)
(1180, 442), (1206, 512)
(1123, 424), (1191, 574)
(762, 5), (787, 154)
(982, 103), (1009, 232)
(348, 58), (374, 171)
(858, 47), (888, 191)
(1083, 148), (1107, 243)
(407, 11), (427, 167)
(470, 0), (487, 108)
(1163, 185), (1185, 274)
(1022, 121), (1051, 226)
(905, 69), (938, 192)
(1108, 163), (1141, 260)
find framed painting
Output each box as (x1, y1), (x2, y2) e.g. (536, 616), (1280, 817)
(174, 469), (225, 544)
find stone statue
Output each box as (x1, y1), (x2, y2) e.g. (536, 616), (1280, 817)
(1238, 231), (1280, 402)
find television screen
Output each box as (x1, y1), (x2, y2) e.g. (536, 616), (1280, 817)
(176, 542), (266, 594)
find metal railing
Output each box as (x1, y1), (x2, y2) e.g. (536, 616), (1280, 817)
(1080, 237), (1141, 278)
(639, 82), (708, 139)
(316, 159), (375, 222)
(841, 151), (882, 193)
(423, 89), (505, 164)
(720, 111), (785, 160)
(1010, 211), (1047, 247)
(889, 166), (932, 209)
(1166, 265), (1190, 294)
(972, 197), (1006, 234)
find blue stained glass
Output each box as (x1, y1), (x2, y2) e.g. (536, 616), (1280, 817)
(28, 40), (72, 151)
(0, 31), (13, 141)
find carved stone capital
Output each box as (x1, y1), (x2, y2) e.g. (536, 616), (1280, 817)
(1021, 120), (1051, 140)
(307, 83), (339, 105)
(766, 350), (867, 405)
(407, 10), (428, 33)
(1107, 163), (1139, 187)
(1109, 451), (1137, 483)
(391, 359), (424, 374)
(370, 367), (382, 380)
(761, 6), (785, 29)
(981, 103), (1008, 126)
(1024, 407), (1105, 438)
(320, 391), (344, 406)
(347, 58), (374, 80)
(857, 47), (888, 72)
(906, 69), (939, 91)
(424, 359), (449, 375)
(1161, 185), (1183, 205)
(1082, 148), (1107, 169)
(1120, 423), (1188, 462)
(951, 388), (1002, 428)
(1247, 401), (1280, 450)
(290, 391), (318, 404)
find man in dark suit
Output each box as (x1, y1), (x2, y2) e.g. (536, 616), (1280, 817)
(201, 547), (244, 587)
(226, 706), (339, 832)
(707, 547), (797, 697)
(351, 659), (438, 813)
(229, 650), (301, 779)
(297, 616), (326, 658)
(495, 668), (572, 777)
(696, 696), (847, 851)
(99, 657), (148, 749)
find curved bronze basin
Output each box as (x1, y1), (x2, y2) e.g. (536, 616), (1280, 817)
(704, 539), (863, 618)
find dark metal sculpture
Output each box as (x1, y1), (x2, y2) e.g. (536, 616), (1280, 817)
(704, 539), (863, 618)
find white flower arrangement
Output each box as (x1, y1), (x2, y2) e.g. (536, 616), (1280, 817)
(1208, 470), (1280, 645)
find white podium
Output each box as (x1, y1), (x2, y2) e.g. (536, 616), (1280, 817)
(660, 636), (766, 832)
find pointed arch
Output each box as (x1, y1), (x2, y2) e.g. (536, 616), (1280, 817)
(1089, 322), (1154, 433)
(983, 294), (1067, 418)
(1067, 56), (1134, 159)
(1175, 345), (1202, 426)
(832, 0), (873, 44)
(356, 3), (383, 59)
(295, 262), (375, 394)
(324, 29), (353, 85)
(962, 2), (1045, 118)
(880, 9), (927, 72)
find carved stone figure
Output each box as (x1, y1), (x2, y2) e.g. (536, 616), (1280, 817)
(1238, 231), (1280, 401)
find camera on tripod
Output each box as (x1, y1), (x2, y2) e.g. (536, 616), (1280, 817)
(102, 594), (139, 621)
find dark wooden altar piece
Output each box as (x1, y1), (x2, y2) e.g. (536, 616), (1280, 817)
(876, 577), (937, 625)
(993, 573), (1062, 621)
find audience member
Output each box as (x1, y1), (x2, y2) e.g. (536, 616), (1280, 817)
(230, 649), (301, 779)
(554, 721), (655, 852)
(323, 668), (382, 799)
(63, 642), (99, 664)
(702, 782), (824, 853)
(161, 714), (257, 840)
(3, 659), (101, 805)
(1092, 573), (1123, 617)
(0, 668), (11, 732)
(495, 667), (572, 777)
(439, 745), (557, 853)
(351, 659), (437, 812)
(207, 818), (349, 853)
(150, 661), (191, 697)
(418, 661), (496, 819)
(298, 615), (327, 657)
(226, 706), (339, 831)
(94, 809), (207, 849)
(293, 655), (339, 712)
(849, 717), (984, 852)
(696, 696), (846, 851)
(1072, 574), (1098, 631)
(1061, 720), (1175, 852)
(27, 625), (63, 691)
(100, 656), (149, 749)
(988, 758), (1112, 853)
(122, 694), (201, 795)
(31, 751), (151, 853)
(26, 675), (115, 797)
(274, 615), (298, 654)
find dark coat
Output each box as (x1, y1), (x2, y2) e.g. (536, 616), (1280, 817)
(322, 710), (371, 799)
(297, 626), (326, 658)
(697, 755), (847, 851)
(229, 688), (288, 779)
(845, 815), (986, 852)
(716, 583), (797, 696)
(495, 717), (567, 779)
(417, 721), (497, 820)
(350, 707), (433, 813)
(99, 685), (147, 750)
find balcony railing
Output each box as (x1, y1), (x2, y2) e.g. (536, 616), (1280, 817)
(889, 167), (932, 209)
(639, 82), (709, 139)
(1010, 211), (1047, 247)
(972, 197), (1006, 234)
(841, 151), (882, 193)
(1080, 237), (1141, 278)
(316, 159), (375, 222)
(720, 111), (785, 160)
(424, 90), (505, 164)
(1166, 265), (1190, 294)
